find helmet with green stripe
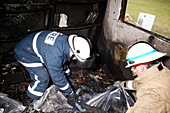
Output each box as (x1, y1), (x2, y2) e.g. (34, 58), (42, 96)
(125, 41), (167, 68)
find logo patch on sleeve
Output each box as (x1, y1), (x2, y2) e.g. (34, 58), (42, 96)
(44, 32), (60, 45)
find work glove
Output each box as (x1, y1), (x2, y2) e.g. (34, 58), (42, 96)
(114, 81), (122, 87)
(114, 80), (129, 88)
(66, 91), (76, 106)
(114, 80), (129, 89)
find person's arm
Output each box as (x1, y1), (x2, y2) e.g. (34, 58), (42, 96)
(44, 55), (76, 106)
(126, 90), (167, 113)
(41, 36), (72, 95)
(121, 80), (137, 90)
(44, 53), (72, 95)
(39, 32), (76, 106)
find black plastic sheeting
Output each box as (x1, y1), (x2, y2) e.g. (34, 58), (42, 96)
(0, 93), (25, 113)
(0, 83), (135, 113)
(0, 51), (135, 113)
(85, 84), (134, 112)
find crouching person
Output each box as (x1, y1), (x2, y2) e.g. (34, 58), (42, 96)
(14, 30), (94, 106)
(120, 41), (170, 113)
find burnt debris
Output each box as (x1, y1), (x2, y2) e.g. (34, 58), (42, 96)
(0, 50), (134, 113)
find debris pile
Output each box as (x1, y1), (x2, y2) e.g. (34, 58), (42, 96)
(0, 52), (135, 113)
(0, 51), (30, 86)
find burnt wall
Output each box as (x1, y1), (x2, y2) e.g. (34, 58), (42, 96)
(0, 0), (108, 85)
(99, 0), (170, 80)
(0, 0), (108, 54)
(97, 29), (134, 81)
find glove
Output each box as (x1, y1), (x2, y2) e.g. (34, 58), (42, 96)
(66, 91), (76, 106)
(114, 81), (130, 89)
(114, 81), (122, 87)
(114, 80), (131, 89)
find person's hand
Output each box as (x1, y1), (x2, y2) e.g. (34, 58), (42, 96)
(114, 81), (128, 89)
(114, 81), (122, 87)
(114, 81), (129, 89)
(66, 91), (76, 106)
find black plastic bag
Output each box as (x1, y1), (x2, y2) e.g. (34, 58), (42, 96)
(86, 84), (135, 113)
(0, 92), (25, 113)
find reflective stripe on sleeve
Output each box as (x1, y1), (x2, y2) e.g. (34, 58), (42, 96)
(32, 32), (44, 63)
(28, 73), (43, 96)
(18, 61), (43, 67)
(59, 83), (70, 91)
(127, 80), (134, 90)
(65, 68), (70, 74)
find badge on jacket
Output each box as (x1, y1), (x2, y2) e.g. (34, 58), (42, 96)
(44, 32), (60, 45)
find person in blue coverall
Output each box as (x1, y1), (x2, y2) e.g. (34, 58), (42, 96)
(14, 30), (94, 106)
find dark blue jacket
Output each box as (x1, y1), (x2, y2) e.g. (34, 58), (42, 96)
(14, 31), (72, 95)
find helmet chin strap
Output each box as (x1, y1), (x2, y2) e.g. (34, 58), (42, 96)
(70, 55), (76, 61)
(70, 49), (76, 60)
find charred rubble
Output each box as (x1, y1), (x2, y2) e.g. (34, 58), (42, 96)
(0, 50), (135, 113)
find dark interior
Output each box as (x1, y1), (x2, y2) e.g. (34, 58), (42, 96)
(0, 0), (138, 112)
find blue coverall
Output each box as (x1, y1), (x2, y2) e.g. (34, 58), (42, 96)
(14, 31), (72, 100)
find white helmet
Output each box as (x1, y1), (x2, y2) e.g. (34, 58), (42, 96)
(68, 34), (92, 62)
(126, 41), (167, 68)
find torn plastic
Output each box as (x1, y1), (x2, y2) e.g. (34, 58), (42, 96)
(86, 84), (135, 113)
(0, 92), (25, 113)
(0, 83), (135, 113)
(32, 85), (77, 113)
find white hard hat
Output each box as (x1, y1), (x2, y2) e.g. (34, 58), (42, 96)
(126, 41), (167, 68)
(68, 34), (92, 62)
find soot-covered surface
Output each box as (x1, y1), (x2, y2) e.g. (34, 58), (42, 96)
(0, 50), (135, 113)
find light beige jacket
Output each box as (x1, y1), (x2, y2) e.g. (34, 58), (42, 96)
(126, 62), (170, 113)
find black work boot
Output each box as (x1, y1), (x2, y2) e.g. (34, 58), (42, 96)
(22, 95), (34, 106)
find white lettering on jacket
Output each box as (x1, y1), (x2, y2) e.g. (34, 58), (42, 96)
(44, 32), (60, 45)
